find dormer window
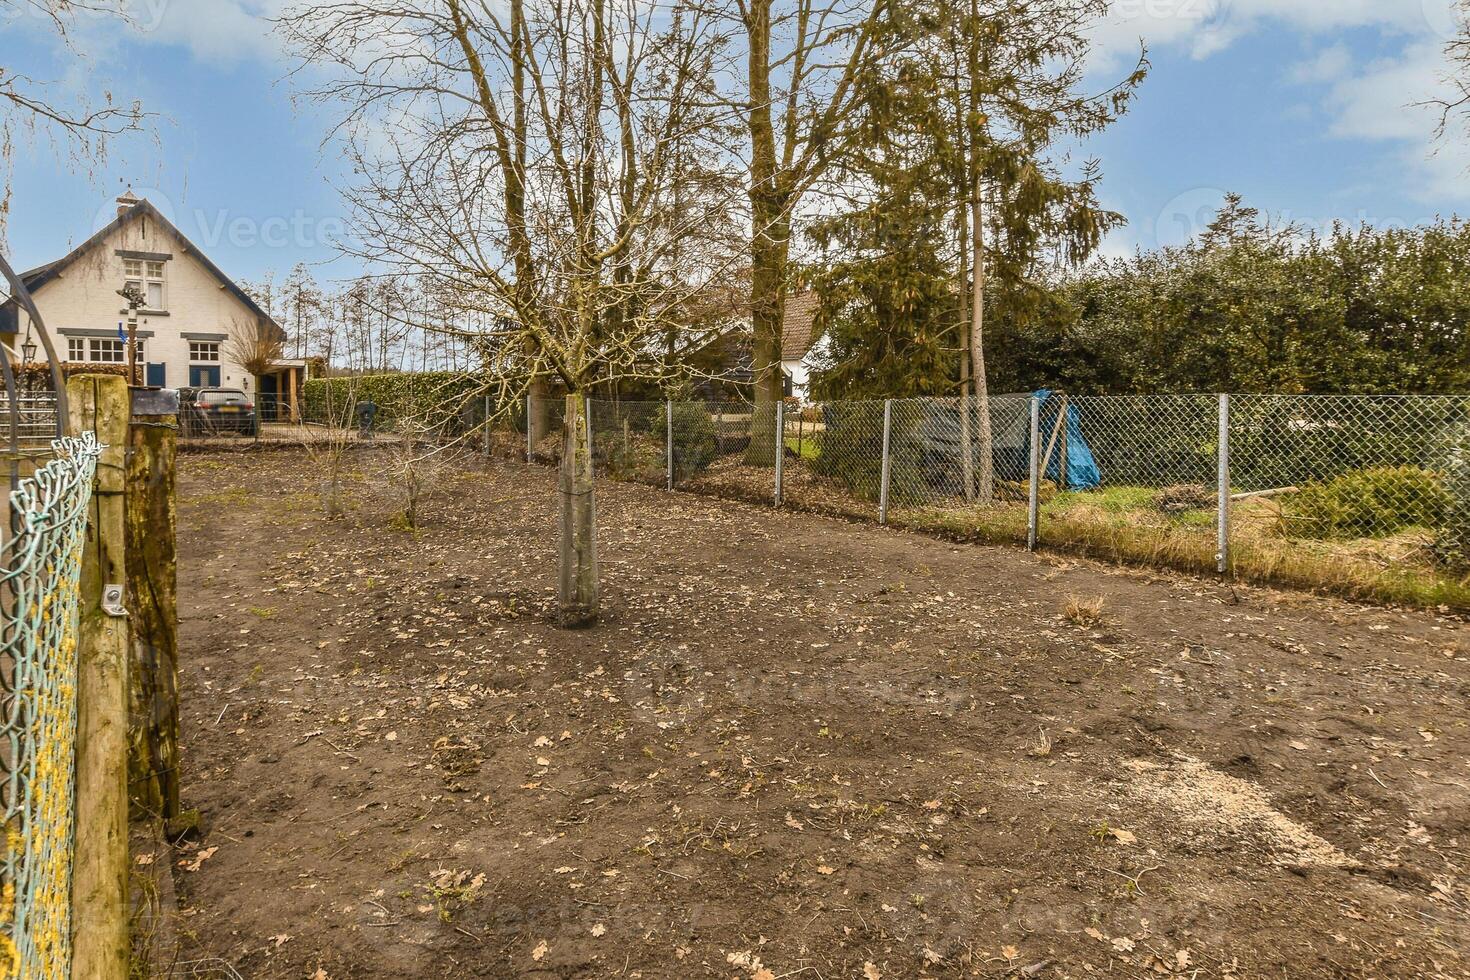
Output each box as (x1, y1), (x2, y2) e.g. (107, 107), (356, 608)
(123, 258), (166, 311)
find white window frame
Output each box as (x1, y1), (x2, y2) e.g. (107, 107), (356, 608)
(189, 341), (220, 362)
(67, 338), (84, 361)
(88, 339), (125, 363)
(123, 258), (166, 312)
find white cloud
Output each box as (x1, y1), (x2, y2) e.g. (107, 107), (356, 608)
(127, 0), (287, 64)
(1314, 39), (1470, 202)
(1288, 44), (1352, 85)
(1087, 0), (1470, 206)
(1091, 0), (1458, 67)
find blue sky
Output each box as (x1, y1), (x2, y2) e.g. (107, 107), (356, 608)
(4, 0), (1469, 281)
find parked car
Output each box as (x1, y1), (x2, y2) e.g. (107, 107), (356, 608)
(179, 387), (259, 437)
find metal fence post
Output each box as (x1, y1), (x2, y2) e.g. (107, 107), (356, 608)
(525, 392), (533, 463)
(1027, 394), (1041, 551)
(666, 400), (674, 490)
(774, 399), (785, 507)
(1217, 393), (1230, 575)
(879, 399), (893, 525)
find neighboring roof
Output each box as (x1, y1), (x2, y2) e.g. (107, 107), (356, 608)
(781, 291), (820, 362)
(1, 198), (285, 340)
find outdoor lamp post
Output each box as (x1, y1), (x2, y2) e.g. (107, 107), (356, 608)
(19, 336), (37, 395)
(116, 283), (146, 386)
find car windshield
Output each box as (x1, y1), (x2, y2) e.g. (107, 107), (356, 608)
(200, 390), (249, 405)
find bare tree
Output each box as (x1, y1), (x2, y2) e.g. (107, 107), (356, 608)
(1437, 2), (1470, 143)
(386, 419), (467, 531)
(0, 1), (150, 231)
(281, 0), (745, 625)
(299, 374), (359, 517)
(224, 315), (286, 410)
(730, 0), (889, 419)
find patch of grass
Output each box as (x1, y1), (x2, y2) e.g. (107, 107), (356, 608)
(893, 485), (1470, 612)
(248, 606), (276, 619)
(784, 436), (819, 462)
(425, 869), (487, 923)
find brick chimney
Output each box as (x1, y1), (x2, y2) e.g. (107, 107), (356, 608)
(116, 189), (141, 219)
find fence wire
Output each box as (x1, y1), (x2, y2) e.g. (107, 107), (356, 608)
(1049, 394), (1223, 554)
(0, 432), (101, 980)
(1229, 394), (1470, 561)
(588, 400), (667, 487)
(380, 387), (1470, 604)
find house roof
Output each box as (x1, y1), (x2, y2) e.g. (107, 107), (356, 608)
(781, 291), (820, 362)
(2, 197), (285, 340)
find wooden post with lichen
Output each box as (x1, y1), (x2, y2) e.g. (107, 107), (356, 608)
(67, 373), (130, 980)
(126, 395), (182, 828)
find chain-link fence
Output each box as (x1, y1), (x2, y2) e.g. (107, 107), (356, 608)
(503, 392), (1469, 607)
(286, 386), (1470, 607)
(1226, 395), (1470, 598)
(586, 400), (668, 487)
(0, 432), (102, 979)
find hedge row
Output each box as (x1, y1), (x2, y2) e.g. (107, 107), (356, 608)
(302, 372), (494, 433)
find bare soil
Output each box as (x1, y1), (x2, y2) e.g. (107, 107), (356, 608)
(164, 449), (1470, 979)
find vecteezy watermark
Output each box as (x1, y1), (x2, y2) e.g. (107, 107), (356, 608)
(191, 209), (349, 251)
(1107, 0), (1233, 29)
(1422, 0), (1466, 43)
(1152, 187), (1440, 250)
(92, 190), (349, 252)
(1153, 187), (1230, 249)
(0, 0), (172, 34)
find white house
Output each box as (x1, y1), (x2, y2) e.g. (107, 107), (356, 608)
(1, 191), (306, 418)
(780, 291), (823, 399)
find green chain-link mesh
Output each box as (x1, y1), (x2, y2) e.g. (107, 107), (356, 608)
(0, 433), (102, 979)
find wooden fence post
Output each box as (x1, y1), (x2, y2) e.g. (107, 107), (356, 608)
(126, 389), (181, 827)
(68, 373), (130, 980)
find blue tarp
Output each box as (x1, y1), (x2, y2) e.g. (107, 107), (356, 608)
(1033, 390), (1101, 490)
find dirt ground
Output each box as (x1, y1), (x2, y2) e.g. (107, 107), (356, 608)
(163, 448), (1470, 979)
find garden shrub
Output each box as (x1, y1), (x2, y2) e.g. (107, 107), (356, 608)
(1285, 466), (1450, 538)
(303, 372), (491, 434)
(811, 401), (932, 503)
(663, 402), (718, 479)
(1435, 429), (1470, 568)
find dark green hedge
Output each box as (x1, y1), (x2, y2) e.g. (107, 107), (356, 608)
(302, 373), (493, 433)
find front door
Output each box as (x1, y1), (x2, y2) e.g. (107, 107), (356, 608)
(189, 365), (221, 387)
(146, 363), (166, 387)
(260, 373), (280, 421)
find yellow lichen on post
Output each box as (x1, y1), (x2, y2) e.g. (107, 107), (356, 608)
(125, 409), (180, 824)
(66, 374), (130, 980)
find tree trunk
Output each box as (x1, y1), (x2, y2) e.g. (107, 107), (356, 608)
(558, 392), (598, 627)
(528, 379), (554, 447)
(744, 0), (786, 464)
(745, 201), (788, 465)
(971, 186), (994, 502)
(957, 198), (975, 502)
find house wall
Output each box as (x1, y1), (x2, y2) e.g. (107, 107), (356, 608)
(781, 357), (809, 398)
(16, 210), (260, 393)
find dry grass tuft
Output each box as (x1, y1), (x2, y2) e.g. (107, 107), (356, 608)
(1063, 594), (1108, 628)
